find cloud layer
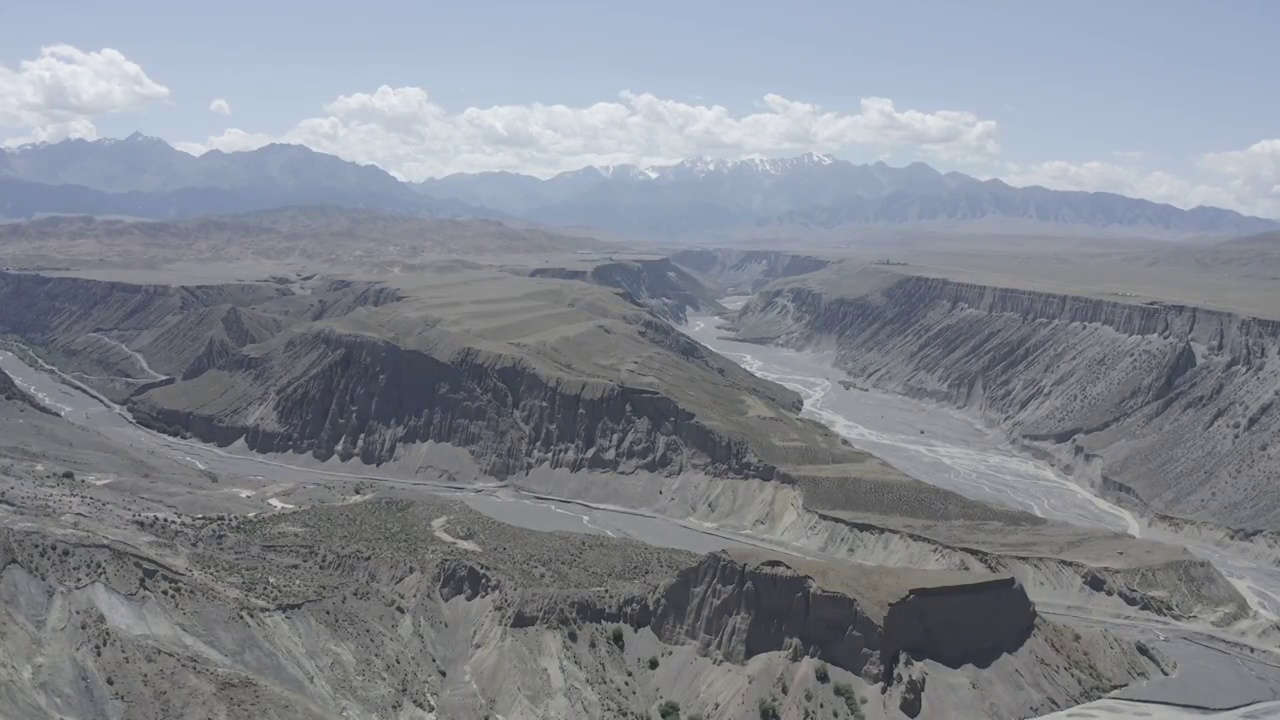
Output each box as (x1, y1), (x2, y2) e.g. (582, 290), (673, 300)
(0, 44), (169, 146)
(1, 44), (1277, 218)
(181, 86), (1002, 180)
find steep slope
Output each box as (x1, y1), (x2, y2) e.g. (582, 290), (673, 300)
(0, 271), (402, 397)
(128, 275), (846, 479)
(529, 257), (722, 322)
(736, 266), (1280, 529)
(0, 368), (51, 414)
(0, 496), (1164, 720)
(671, 249), (832, 295)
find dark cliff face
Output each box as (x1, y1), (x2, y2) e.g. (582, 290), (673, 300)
(881, 578), (1035, 674)
(650, 553), (883, 677)
(741, 274), (1280, 528)
(0, 272), (403, 385)
(0, 271), (286, 342)
(532, 258), (720, 323)
(442, 550), (1043, 684)
(133, 328), (775, 480)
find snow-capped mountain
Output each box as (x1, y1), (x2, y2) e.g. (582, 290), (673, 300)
(418, 153), (1278, 239)
(1, 136), (1274, 238)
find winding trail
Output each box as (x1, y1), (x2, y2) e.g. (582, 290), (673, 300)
(84, 333), (167, 381)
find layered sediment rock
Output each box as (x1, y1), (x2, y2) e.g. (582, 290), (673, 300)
(0, 271), (401, 385)
(647, 552), (1037, 681)
(672, 249), (831, 295)
(133, 327), (775, 479)
(531, 257), (720, 322)
(738, 268), (1280, 528)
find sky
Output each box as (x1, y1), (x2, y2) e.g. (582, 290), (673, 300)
(1, 0), (1278, 216)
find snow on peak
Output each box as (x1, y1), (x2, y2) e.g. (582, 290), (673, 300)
(640, 152), (840, 179)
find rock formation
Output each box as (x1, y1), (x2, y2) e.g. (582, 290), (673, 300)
(737, 267), (1280, 529)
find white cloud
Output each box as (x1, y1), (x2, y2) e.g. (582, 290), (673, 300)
(179, 86), (1001, 179)
(1001, 158), (1260, 216)
(1199, 140), (1280, 218)
(0, 44), (169, 147)
(174, 127), (273, 156)
(209, 97), (231, 116)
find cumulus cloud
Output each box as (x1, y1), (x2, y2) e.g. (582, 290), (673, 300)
(1199, 140), (1280, 218)
(209, 97), (231, 115)
(178, 86), (1002, 179)
(174, 127), (273, 156)
(1003, 150), (1280, 218)
(0, 44), (169, 147)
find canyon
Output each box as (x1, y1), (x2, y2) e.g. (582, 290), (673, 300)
(0, 210), (1278, 718)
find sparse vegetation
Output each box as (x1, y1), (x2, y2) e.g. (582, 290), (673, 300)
(814, 662), (829, 684)
(657, 699), (681, 719)
(611, 626), (626, 650)
(758, 698), (780, 720)
(648, 655), (660, 670)
(833, 682), (864, 719)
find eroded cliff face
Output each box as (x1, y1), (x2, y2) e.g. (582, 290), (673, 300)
(492, 550), (1157, 718)
(531, 257), (720, 323)
(649, 553), (883, 676)
(0, 272), (402, 388)
(133, 327), (775, 480)
(671, 249), (831, 295)
(0, 506), (1157, 720)
(739, 271), (1280, 528)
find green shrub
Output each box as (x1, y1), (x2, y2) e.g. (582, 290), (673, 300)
(657, 699), (681, 719)
(814, 662), (830, 684)
(611, 626), (626, 650)
(649, 655), (660, 670)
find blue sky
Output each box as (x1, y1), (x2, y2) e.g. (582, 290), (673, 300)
(2, 0), (1278, 215)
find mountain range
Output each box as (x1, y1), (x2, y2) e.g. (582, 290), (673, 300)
(0, 134), (485, 220)
(2, 136), (1276, 240)
(417, 153), (1278, 239)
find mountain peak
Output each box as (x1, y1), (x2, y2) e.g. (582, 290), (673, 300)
(121, 131), (168, 146)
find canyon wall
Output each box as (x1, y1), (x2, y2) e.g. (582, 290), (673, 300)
(738, 269), (1280, 528)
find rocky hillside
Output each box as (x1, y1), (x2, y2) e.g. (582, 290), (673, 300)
(672, 249), (831, 295)
(0, 271), (402, 400)
(530, 257), (722, 322)
(0, 497), (1163, 720)
(0, 368), (51, 414)
(736, 267), (1280, 529)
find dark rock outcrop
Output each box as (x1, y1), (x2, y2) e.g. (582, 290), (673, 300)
(880, 576), (1034, 673)
(531, 257), (720, 323)
(650, 553), (883, 676)
(133, 328), (776, 480)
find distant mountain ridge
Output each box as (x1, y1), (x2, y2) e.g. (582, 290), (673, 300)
(0, 134), (488, 221)
(1, 136), (1274, 238)
(417, 153), (1279, 239)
